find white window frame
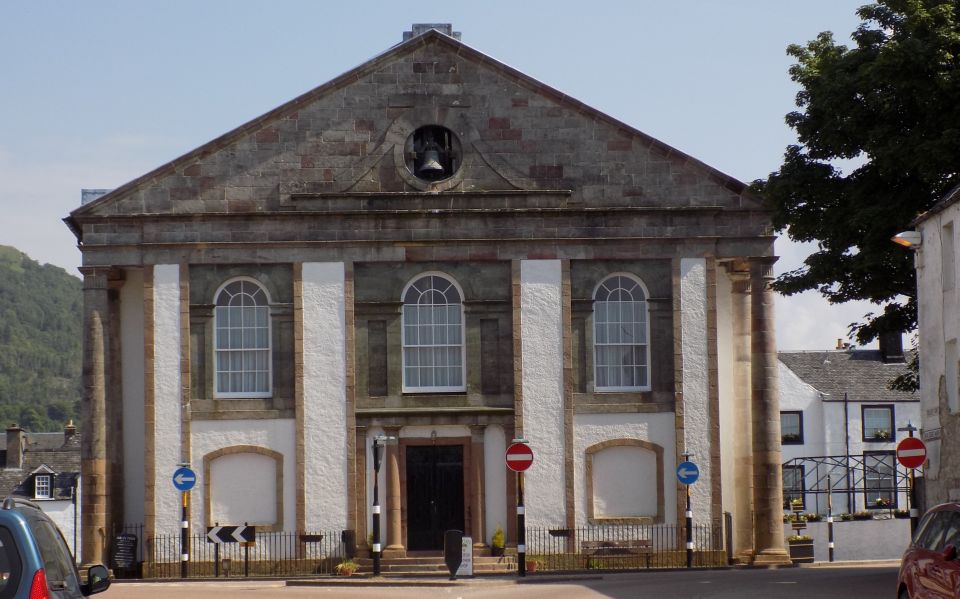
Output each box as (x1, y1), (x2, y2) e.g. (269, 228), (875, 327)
(401, 272), (467, 394)
(34, 474), (51, 500)
(213, 277), (273, 399)
(592, 273), (651, 392)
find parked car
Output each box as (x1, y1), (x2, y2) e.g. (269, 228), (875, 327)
(0, 497), (109, 599)
(898, 502), (960, 598)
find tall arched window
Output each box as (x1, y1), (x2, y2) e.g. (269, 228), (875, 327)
(214, 278), (272, 398)
(593, 274), (649, 391)
(402, 274), (465, 392)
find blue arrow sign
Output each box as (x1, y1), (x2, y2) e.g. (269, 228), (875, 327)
(676, 461), (699, 485)
(173, 467), (196, 492)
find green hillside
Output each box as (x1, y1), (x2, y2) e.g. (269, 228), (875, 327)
(0, 245), (81, 431)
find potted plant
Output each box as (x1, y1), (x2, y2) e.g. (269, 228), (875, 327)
(852, 511), (874, 521)
(335, 558), (358, 576)
(874, 497), (892, 508)
(894, 509), (911, 519)
(491, 524), (505, 557)
(872, 430), (891, 441)
(525, 556), (543, 573)
(789, 498), (804, 513)
(787, 535), (814, 564)
(804, 512), (822, 522)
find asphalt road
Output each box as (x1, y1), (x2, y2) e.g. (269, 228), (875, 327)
(101, 566), (900, 599)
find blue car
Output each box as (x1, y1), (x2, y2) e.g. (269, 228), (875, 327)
(0, 497), (109, 599)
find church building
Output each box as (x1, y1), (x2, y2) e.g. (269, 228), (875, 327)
(65, 24), (788, 566)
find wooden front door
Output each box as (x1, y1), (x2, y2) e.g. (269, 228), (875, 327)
(405, 445), (465, 551)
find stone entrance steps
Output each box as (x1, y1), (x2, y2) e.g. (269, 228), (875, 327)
(355, 554), (517, 575)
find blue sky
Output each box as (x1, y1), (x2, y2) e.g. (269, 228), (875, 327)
(0, 1), (876, 350)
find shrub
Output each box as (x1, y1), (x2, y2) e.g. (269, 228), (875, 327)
(852, 511), (873, 521)
(491, 524), (505, 548)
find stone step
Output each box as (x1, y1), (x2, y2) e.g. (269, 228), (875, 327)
(354, 555), (517, 575)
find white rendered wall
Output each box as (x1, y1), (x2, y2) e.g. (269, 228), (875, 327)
(120, 268), (145, 527)
(715, 268), (735, 519)
(917, 207), (960, 485)
(680, 258), (711, 517)
(301, 262), (348, 531)
(778, 362), (826, 461)
(40, 500), (79, 560)
(153, 264), (182, 535)
(574, 413), (677, 525)
(210, 453), (277, 526)
(520, 260), (565, 529)
(484, 425), (507, 544)
(191, 419), (296, 530)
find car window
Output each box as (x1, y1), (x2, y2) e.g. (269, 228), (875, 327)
(0, 527), (22, 599)
(25, 516), (79, 596)
(917, 512), (952, 551)
(936, 512), (960, 551)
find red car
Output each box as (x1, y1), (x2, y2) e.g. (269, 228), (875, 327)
(898, 503), (960, 598)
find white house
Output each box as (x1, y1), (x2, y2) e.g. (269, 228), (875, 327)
(778, 339), (920, 515)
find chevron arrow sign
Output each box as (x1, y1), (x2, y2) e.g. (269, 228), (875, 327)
(206, 525), (256, 544)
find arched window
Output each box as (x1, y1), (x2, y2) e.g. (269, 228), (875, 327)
(593, 274), (649, 391)
(214, 278), (271, 398)
(402, 274), (465, 392)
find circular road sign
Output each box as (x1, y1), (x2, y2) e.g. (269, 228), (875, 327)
(897, 437), (927, 469)
(676, 461), (700, 485)
(172, 466), (197, 492)
(506, 442), (534, 472)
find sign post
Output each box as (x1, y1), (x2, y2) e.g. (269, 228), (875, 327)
(676, 455), (699, 569)
(896, 426), (925, 535)
(172, 466), (196, 579)
(506, 440), (534, 577)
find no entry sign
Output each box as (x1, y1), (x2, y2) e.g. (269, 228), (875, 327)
(506, 442), (534, 472)
(897, 437), (927, 469)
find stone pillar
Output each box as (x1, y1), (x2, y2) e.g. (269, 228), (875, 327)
(470, 425), (486, 548)
(384, 426), (404, 556)
(749, 258), (790, 565)
(82, 306), (108, 567)
(729, 267), (755, 561)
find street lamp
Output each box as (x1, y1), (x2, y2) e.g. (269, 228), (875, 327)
(372, 434), (397, 576)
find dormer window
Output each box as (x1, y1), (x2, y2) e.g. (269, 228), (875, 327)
(405, 126), (461, 181)
(34, 474), (51, 500)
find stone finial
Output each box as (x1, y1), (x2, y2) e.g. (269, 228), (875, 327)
(403, 24), (461, 41)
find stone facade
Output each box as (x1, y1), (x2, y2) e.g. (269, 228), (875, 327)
(66, 25), (788, 565)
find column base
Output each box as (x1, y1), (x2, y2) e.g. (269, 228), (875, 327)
(750, 549), (792, 566)
(382, 546), (406, 559)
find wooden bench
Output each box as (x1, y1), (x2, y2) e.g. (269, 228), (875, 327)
(581, 539), (653, 569)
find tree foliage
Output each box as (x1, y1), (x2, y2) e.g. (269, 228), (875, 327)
(0, 245), (81, 431)
(755, 0), (960, 345)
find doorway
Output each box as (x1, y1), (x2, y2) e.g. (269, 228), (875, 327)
(405, 445), (465, 551)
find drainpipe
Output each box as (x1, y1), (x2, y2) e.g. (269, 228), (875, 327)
(844, 392), (853, 513)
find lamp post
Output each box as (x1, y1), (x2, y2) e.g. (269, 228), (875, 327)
(372, 434), (396, 576)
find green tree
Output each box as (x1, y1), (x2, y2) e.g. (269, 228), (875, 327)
(755, 0), (960, 350)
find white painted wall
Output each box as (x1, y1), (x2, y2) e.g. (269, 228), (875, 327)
(191, 419), (296, 531)
(792, 518), (912, 561)
(42, 499), (79, 560)
(301, 262), (348, 532)
(916, 204), (960, 489)
(519, 260), (565, 529)
(715, 267), (735, 519)
(152, 264), (182, 535)
(484, 424), (507, 545)
(680, 258), (710, 517)
(573, 413), (677, 526)
(120, 268), (145, 527)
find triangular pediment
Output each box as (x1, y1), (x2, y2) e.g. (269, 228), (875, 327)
(68, 27), (765, 237)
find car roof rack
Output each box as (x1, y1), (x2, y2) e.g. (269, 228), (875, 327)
(1, 497), (41, 511)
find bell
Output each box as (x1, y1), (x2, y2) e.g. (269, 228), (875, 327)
(418, 149), (444, 174)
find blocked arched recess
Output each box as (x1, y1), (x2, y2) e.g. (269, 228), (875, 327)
(203, 445), (284, 531)
(585, 438), (664, 524)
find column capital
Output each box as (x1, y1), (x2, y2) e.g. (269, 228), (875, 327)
(469, 424), (487, 441)
(748, 256), (779, 280)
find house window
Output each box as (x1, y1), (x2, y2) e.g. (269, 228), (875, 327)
(862, 405), (894, 441)
(593, 274), (650, 391)
(214, 278), (272, 398)
(34, 475), (51, 500)
(864, 451), (897, 509)
(782, 465), (805, 509)
(401, 274), (465, 392)
(780, 411), (804, 444)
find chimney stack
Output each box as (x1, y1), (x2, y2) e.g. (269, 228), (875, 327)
(64, 420), (77, 443)
(5, 424), (24, 469)
(879, 331), (906, 363)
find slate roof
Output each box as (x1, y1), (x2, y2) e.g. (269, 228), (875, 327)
(778, 350), (918, 403)
(0, 431), (80, 501)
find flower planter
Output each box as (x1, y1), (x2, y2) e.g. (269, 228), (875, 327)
(788, 539), (814, 564)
